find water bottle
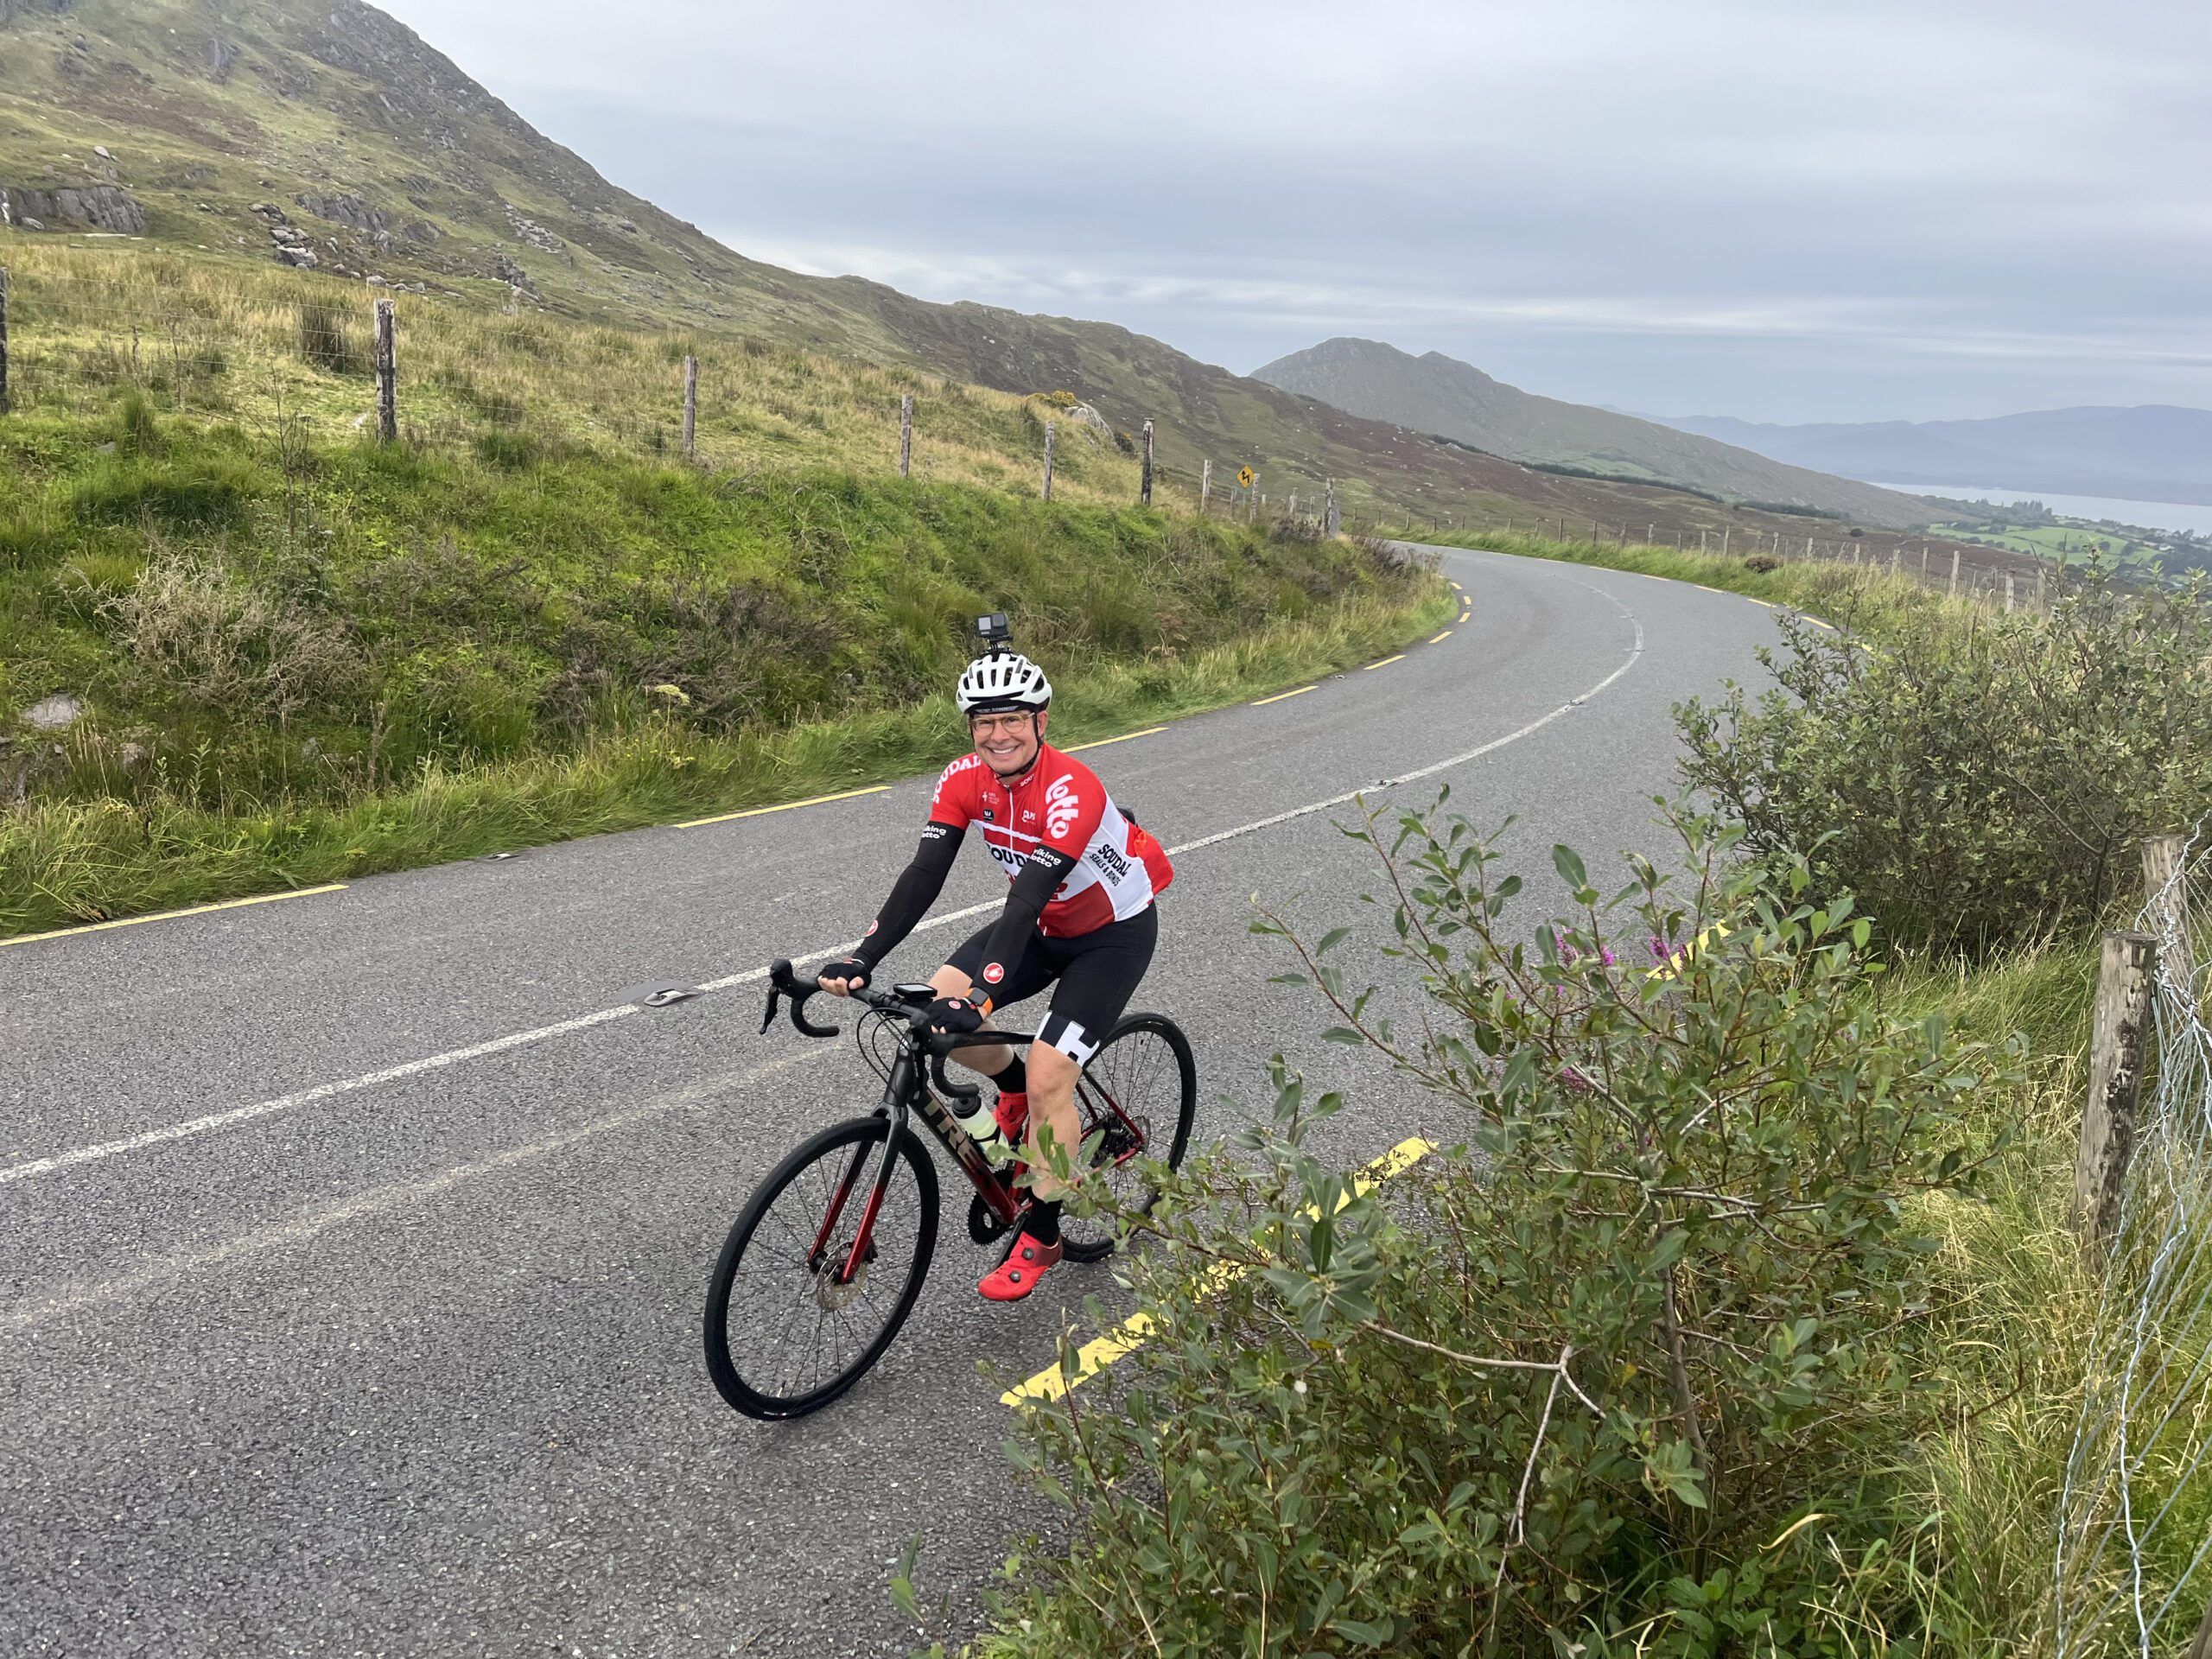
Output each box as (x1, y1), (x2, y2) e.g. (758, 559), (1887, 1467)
(952, 1096), (1016, 1168)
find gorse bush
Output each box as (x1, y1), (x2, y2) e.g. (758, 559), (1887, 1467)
(1676, 571), (2212, 953)
(982, 804), (2007, 1656)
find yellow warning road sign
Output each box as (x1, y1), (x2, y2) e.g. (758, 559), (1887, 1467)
(1236, 467), (1255, 487)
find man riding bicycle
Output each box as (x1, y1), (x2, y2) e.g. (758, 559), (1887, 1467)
(814, 623), (1173, 1302)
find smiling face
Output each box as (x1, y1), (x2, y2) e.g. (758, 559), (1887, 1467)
(969, 708), (1046, 778)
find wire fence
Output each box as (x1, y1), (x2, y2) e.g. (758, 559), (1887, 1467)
(2054, 826), (2212, 1656)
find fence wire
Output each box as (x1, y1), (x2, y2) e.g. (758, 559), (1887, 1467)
(2055, 824), (2212, 1656)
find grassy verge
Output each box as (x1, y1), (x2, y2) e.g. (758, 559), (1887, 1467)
(2, 582), (1450, 938)
(1425, 525), (1980, 632)
(1876, 944), (2102, 1646)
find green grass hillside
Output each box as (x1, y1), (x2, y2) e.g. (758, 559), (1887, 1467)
(0, 378), (1444, 934)
(0, 0), (1931, 540)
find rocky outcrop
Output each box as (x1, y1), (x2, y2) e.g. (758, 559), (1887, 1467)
(296, 192), (391, 236)
(0, 184), (147, 234)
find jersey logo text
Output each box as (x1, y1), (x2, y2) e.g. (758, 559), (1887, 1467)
(1045, 774), (1080, 839)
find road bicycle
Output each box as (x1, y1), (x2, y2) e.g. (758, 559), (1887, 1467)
(703, 960), (1197, 1420)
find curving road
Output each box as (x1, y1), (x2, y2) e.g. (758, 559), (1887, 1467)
(0, 546), (1784, 1657)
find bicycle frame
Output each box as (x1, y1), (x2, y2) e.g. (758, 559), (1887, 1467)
(827, 1038), (1021, 1285)
(761, 960), (1154, 1287)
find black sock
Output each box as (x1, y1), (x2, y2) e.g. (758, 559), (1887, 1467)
(993, 1053), (1027, 1095)
(1027, 1199), (1061, 1245)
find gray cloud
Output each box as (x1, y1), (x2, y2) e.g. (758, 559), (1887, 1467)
(380, 0), (2209, 421)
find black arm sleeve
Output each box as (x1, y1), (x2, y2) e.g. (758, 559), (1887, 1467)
(973, 846), (1078, 1001)
(853, 822), (963, 969)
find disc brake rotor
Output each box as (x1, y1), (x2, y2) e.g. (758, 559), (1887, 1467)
(811, 1259), (868, 1311)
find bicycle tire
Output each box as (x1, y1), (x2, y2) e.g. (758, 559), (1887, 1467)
(704, 1115), (939, 1420)
(1059, 1012), (1198, 1263)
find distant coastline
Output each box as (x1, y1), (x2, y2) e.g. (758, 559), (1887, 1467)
(1872, 484), (2212, 538)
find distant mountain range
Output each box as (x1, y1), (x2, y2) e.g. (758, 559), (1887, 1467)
(1649, 407), (2212, 508)
(1250, 339), (1936, 526)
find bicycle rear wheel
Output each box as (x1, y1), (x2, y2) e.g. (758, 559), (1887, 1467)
(704, 1116), (938, 1420)
(1059, 1013), (1198, 1263)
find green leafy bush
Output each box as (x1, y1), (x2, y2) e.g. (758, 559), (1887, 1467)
(982, 804), (2006, 1656)
(1676, 573), (2212, 952)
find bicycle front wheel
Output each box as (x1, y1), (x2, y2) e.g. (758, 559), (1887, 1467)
(704, 1116), (939, 1420)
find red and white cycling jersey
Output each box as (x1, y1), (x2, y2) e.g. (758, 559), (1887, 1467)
(929, 743), (1173, 937)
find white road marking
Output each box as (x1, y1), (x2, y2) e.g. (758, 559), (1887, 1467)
(3, 558), (1644, 1189)
(1, 1061), (798, 1335)
(0, 1004), (642, 1185)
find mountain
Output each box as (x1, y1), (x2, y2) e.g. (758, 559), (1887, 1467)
(1653, 407), (2212, 507)
(1249, 338), (1936, 527)
(0, 0), (1941, 539)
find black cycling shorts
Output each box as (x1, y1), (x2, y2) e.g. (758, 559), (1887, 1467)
(945, 906), (1157, 1065)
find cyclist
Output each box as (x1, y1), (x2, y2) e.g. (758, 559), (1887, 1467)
(814, 639), (1173, 1301)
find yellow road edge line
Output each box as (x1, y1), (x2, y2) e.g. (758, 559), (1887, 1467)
(677, 784), (889, 829)
(1429, 630), (1453, 644)
(1251, 684), (1316, 706)
(1001, 1135), (1438, 1407)
(1363, 654), (1407, 671)
(1647, 920), (1734, 982)
(0, 883), (349, 949)
(1064, 726), (1166, 753)
(1805, 617), (1838, 632)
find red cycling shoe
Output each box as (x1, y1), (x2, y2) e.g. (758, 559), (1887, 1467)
(994, 1088), (1029, 1143)
(978, 1230), (1061, 1301)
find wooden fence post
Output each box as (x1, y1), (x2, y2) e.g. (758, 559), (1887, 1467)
(2037, 563), (2048, 611)
(1948, 547), (1961, 594)
(1647, 522), (1655, 543)
(0, 266), (10, 416)
(1041, 422), (1054, 502)
(681, 354), (698, 458)
(1200, 458), (1211, 512)
(1721, 526), (1731, 557)
(1324, 478), (1338, 537)
(2005, 570), (2016, 613)
(899, 391), (913, 477)
(1920, 546), (1929, 582)
(373, 297), (397, 442)
(1140, 417), (1154, 505)
(2073, 930), (2158, 1255)
(1249, 474), (1260, 523)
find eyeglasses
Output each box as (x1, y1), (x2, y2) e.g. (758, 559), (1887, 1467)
(968, 713), (1033, 736)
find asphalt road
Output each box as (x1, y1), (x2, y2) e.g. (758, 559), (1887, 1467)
(0, 545), (1786, 1657)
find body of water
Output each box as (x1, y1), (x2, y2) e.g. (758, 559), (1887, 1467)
(1868, 483), (2212, 538)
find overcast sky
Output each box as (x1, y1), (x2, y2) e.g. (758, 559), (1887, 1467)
(379, 0), (2205, 423)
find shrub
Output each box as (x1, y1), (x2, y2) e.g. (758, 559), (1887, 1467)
(982, 804), (2005, 1655)
(1743, 552), (1780, 573)
(1676, 571), (2212, 952)
(100, 539), (361, 728)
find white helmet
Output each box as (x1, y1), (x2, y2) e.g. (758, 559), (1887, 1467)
(957, 651), (1052, 715)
